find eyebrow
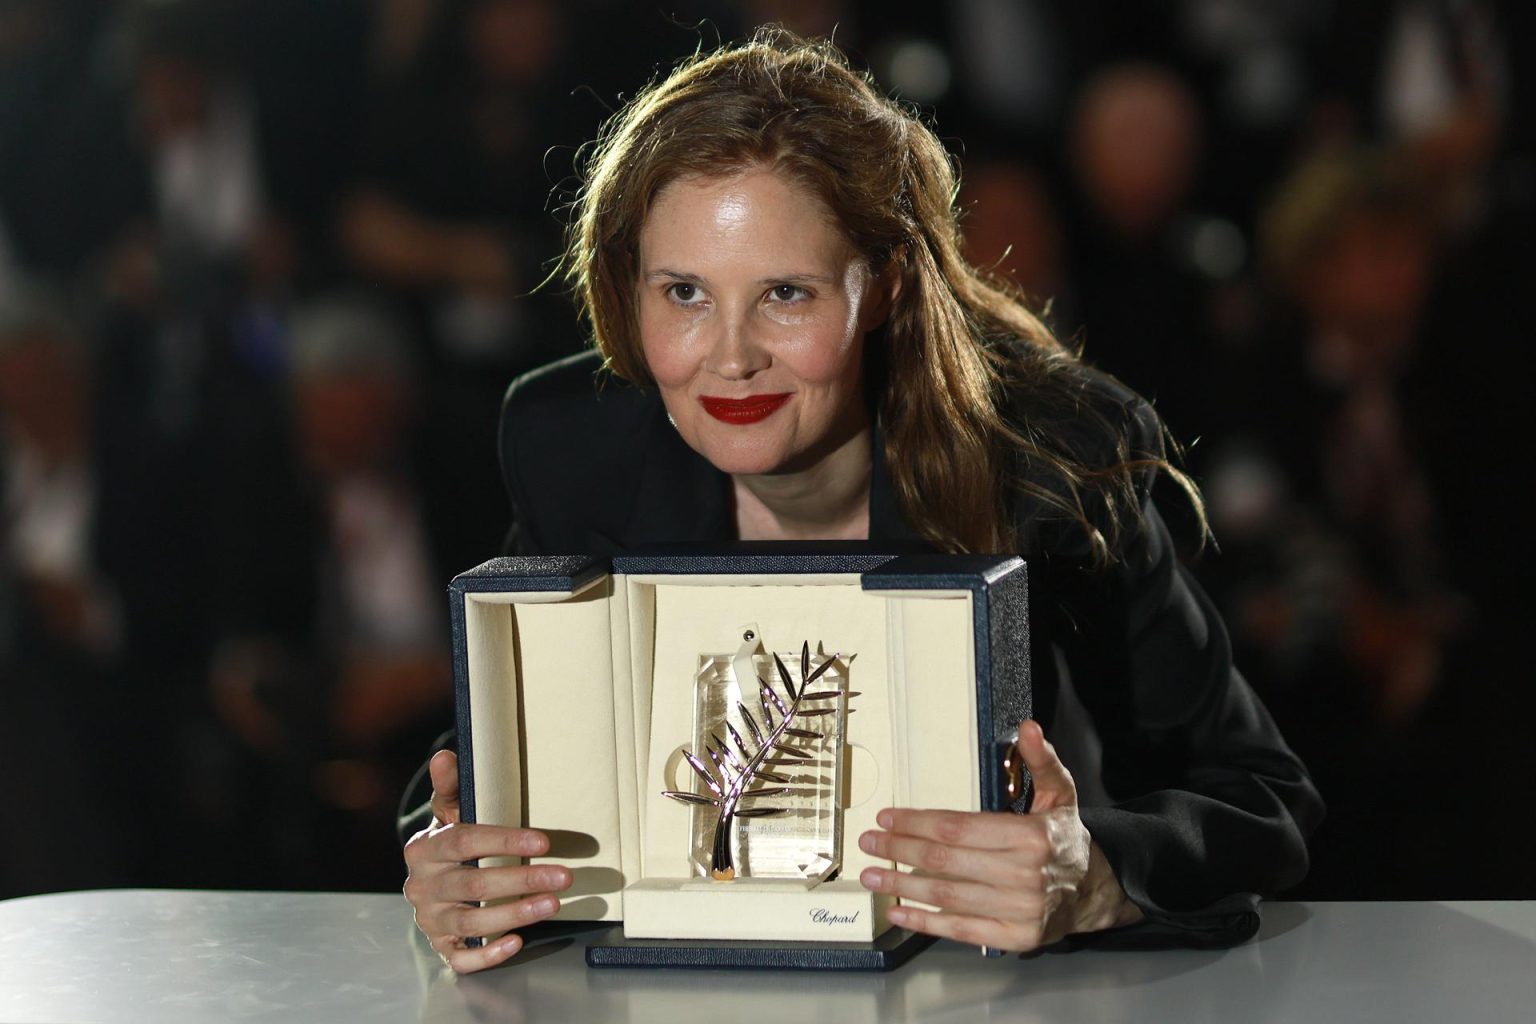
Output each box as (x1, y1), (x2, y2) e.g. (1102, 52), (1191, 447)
(643, 268), (839, 286)
(643, 268), (704, 284)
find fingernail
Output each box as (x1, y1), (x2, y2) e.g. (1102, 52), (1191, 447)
(497, 935), (522, 957)
(877, 810), (893, 829)
(887, 907), (908, 925)
(858, 831), (877, 853)
(860, 867), (884, 889)
(531, 896), (558, 916)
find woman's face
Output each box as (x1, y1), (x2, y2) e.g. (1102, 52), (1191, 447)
(636, 168), (893, 478)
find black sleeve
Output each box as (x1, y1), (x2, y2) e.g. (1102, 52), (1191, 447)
(1047, 413), (1324, 947)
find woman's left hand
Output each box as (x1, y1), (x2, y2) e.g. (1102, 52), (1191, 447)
(857, 719), (1142, 952)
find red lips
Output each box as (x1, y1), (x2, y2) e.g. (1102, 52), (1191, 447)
(699, 393), (792, 424)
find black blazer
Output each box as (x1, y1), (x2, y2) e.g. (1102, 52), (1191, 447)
(408, 350), (1323, 949)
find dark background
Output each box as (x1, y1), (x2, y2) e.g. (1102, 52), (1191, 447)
(2, 0), (1531, 901)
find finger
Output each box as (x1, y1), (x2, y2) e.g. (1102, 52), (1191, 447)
(431, 892), (563, 943)
(885, 903), (1042, 953)
(434, 931), (524, 974)
(860, 865), (1040, 921)
(859, 828), (1044, 888)
(870, 808), (1049, 854)
(1018, 720), (1077, 812)
(429, 750), (461, 825)
(432, 863), (572, 905)
(416, 823), (551, 866)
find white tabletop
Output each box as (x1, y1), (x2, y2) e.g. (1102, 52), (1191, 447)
(1, 889), (1532, 1023)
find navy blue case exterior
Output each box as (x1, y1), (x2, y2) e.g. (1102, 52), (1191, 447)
(447, 546), (1031, 969)
(582, 925), (935, 971)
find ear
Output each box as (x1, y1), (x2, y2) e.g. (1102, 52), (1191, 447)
(858, 257), (904, 332)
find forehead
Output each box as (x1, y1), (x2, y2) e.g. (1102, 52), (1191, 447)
(639, 169), (851, 262)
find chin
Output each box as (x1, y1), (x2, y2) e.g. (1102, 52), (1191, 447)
(696, 443), (792, 477)
(687, 428), (795, 477)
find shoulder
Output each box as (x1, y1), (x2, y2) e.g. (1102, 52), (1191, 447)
(502, 349), (652, 426)
(1070, 363), (1161, 457)
(499, 350), (664, 549)
(500, 350), (660, 461)
(1005, 354), (1165, 478)
(1001, 353), (1170, 560)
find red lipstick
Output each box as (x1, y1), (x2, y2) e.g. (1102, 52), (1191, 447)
(699, 393), (792, 425)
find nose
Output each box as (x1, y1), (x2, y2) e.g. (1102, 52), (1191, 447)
(702, 311), (770, 381)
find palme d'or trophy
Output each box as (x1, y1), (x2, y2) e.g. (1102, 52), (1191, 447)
(665, 636), (854, 884)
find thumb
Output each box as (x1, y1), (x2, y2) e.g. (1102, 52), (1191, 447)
(428, 749), (462, 825)
(1017, 720), (1077, 813)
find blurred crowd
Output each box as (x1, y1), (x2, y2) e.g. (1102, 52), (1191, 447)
(2, 0), (1531, 899)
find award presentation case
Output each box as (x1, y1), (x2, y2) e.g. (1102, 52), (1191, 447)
(450, 546), (1031, 969)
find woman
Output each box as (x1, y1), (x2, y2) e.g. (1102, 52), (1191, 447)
(401, 30), (1322, 973)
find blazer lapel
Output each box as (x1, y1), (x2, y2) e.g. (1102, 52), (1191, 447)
(597, 399), (733, 551)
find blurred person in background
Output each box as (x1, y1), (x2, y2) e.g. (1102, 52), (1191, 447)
(0, 295), (118, 686)
(209, 295), (452, 891)
(79, 5), (306, 890)
(1062, 63), (1215, 451)
(1306, 1), (1530, 407)
(0, 288), (127, 897)
(0, 0), (380, 891)
(340, 0), (592, 576)
(959, 158), (1071, 324)
(1201, 145), (1532, 897)
(1218, 151), (1453, 724)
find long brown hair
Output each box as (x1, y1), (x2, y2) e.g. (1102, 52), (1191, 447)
(566, 28), (1201, 562)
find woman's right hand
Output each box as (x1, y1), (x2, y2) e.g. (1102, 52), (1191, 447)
(403, 750), (573, 973)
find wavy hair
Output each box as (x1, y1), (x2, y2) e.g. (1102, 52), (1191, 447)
(565, 28), (1201, 561)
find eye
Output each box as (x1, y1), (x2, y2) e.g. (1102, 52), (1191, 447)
(666, 281), (706, 305)
(768, 283), (810, 303)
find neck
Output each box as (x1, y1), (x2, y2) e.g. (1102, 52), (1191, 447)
(732, 426), (872, 542)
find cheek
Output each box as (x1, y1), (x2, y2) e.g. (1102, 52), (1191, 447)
(638, 308), (698, 391)
(779, 321), (864, 387)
